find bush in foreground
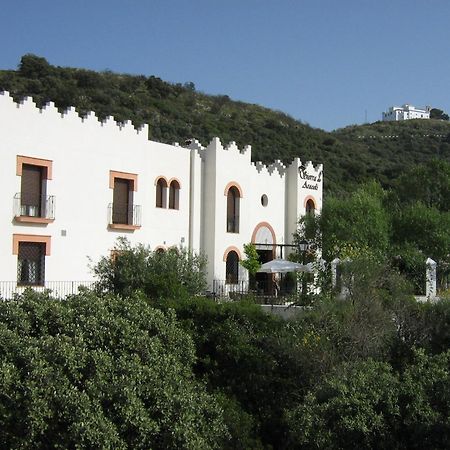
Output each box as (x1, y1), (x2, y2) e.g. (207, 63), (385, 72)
(0, 289), (226, 449)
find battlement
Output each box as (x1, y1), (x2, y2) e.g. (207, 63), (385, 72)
(302, 160), (323, 174)
(251, 159), (286, 177)
(1, 91), (322, 181)
(1, 90), (148, 136)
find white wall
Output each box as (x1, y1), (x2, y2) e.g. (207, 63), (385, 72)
(0, 91), (323, 291)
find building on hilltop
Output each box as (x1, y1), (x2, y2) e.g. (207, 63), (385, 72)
(0, 91), (323, 297)
(382, 104), (431, 121)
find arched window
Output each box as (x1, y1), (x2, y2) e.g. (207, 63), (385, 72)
(226, 186), (240, 233)
(225, 250), (239, 284)
(168, 180), (180, 210)
(306, 199), (315, 216)
(156, 178), (167, 208)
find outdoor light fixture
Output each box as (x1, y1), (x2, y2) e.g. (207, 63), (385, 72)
(298, 239), (309, 253)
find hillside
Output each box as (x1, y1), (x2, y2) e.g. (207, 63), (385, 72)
(1, 54), (450, 193)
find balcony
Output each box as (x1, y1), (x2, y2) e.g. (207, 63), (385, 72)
(13, 193), (55, 224)
(108, 203), (142, 230)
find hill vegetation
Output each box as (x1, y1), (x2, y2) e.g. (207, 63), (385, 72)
(1, 54), (450, 193)
(1, 245), (449, 449)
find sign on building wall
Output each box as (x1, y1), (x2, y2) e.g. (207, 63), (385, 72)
(299, 166), (321, 190)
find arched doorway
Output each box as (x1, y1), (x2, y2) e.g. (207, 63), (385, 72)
(251, 222), (276, 294)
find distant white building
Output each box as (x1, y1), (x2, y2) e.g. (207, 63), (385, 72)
(0, 91), (323, 298)
(382, 104), (431, 121)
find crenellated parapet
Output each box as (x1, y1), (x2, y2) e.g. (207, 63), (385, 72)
(251, 159), (287, 178)
(1, 90), (322, 184)
(1, 90), (149, 137)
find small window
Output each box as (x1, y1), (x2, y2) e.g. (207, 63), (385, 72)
(156, 178), (168, 208)
(168, 180), (180, 210)
(306, 199), (315, 215)
(225, 251), (239, 284)
(261, 194), (268, 207)
(18, 242), (45, 286)
(226, 186), (240, 233)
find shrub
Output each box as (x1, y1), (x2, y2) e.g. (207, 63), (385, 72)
(92, 238), (207, 300)
(0, 289), (226, 449)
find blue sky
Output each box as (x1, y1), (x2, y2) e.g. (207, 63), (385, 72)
(2, 0), (449, 130)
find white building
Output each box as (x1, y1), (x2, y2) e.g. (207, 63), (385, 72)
(382, 104), (430, 121)
(0, 91), (322, 297)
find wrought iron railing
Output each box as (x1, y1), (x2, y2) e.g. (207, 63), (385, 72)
(0, 281), (99, 300)
(211, 278), (299, 304)
(212, 279), (250, 298)
(108, 203), (142, 227)
(13, 193), (55, 220)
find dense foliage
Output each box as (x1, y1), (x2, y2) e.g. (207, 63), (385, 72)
(1, 54), (450, 193)
(92, 237), (207, 300)
(1, 54), (449, 448)
(1, 242), (450, 448)
(0, 290), (226, 449)
(295, 160), (450, 293)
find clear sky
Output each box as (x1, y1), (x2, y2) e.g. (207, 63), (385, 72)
(1, 0), (449, 130)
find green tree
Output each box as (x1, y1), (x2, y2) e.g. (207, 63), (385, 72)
(92, 238), (207, 300)
(287, 359), (400, 449)
(286, 350), (450, 449)
(320, 182), (391, 260)
(391, 202), (450, 289)
(393, 160), (450, 211)
(0, 289), (226, 449)
(18, 54), (52, 79)
(240, 243), (261, 276)
(430, 108), (449, 121)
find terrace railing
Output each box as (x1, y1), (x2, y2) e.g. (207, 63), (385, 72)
(0, 281), (99, 300)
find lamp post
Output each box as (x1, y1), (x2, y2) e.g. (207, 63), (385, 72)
(298, 239), (310, 298)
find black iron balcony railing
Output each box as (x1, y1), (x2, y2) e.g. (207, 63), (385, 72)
(13, 193), (55, 220)
(108, 203), (142, 227)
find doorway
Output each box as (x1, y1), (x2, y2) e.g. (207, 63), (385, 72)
(254, 249), (273, 294)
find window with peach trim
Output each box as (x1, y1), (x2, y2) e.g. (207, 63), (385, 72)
(17, 155), (53, 179)
(109, 170), (140, 229)
(169, 180), (180, 210)
(304, 196), (317, 216)
(223, 181), (243, 198)
(109, 170), (138, 191)
(225, 250), (240, 284)
(226, 186), (240, 233)
(13, 234), (51, 255)
(223, 246), (242, 261)
(13, 234), (51, 287)
(15, 156), (55, 223)
(156, 177), (168, 208)
(251, 222), (276, 259)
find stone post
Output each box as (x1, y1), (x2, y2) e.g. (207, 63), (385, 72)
(426, 258), (437, 300)
(331, 258), (340, 289)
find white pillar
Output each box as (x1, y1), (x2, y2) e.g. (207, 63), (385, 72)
(331, 258), (340, 288)
(426, 258), (437, 299)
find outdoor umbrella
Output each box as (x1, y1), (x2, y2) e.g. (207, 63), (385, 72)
(257, 259), (309, 273)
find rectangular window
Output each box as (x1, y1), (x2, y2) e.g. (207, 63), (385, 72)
(18, 242), (46, 286)
(112, 178), (132, 225)
(15, 156), (54, 222)
(108, 170), (140, 230)
(21, 164), (44, 217)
